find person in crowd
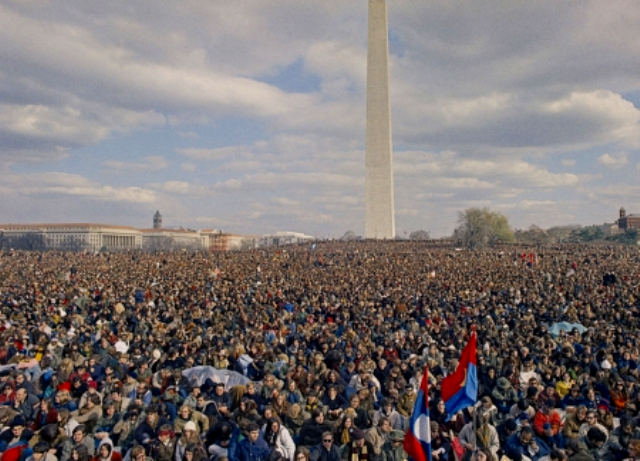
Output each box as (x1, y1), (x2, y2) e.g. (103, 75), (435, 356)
(236, 422), (271, 461)
(340, 428), (375, 461)
(60, 425), (95, 461)
(1, 244), (640, 461)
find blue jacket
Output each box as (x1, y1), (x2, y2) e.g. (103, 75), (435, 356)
(505, 433), (551, 461)
(236, 436), (271, 461)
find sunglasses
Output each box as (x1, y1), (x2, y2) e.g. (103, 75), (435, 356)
(323, 439), (333, 443)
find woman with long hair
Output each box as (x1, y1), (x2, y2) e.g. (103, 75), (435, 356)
(262, 417), (296, 461)
(181, 442), (207, 461)
(333, 414), (355, 447)
(272, 393), (291, 422)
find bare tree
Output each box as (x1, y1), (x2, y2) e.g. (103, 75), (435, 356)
(409, 230), (431, 241)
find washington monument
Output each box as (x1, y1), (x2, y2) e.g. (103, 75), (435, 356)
(365, 0), (395, 239)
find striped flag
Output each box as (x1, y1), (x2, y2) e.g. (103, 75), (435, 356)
(404, 367), (432, 461)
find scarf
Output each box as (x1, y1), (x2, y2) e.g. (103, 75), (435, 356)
(340, 428), (351, 446)
(350, 442), (369, 461)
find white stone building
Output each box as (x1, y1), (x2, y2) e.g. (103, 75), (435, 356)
(0, 223), (142, 251)
(260, 231), (315, 247)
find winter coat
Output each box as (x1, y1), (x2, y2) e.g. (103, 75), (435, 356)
(236, 436), (271, 461)
(261, 425), (296, 461)
(533, 410), (563, 436)
(173, 410), (209, 435)
(310, 443), (341, 461)
(380, 441), (409, 461)
(299, 419), (333, 447)
(174, 433), (203, 461)
(148, 437), (176, 461)
(564, 413), (587, 440)
(504, 433), (551, 461)
(365, 427), (388, 456)
(90, 437), (123, 461)
(491, 378), (519, 406)
(59, 434), (96, 461)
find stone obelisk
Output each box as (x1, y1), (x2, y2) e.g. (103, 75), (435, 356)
(365, 0), (395, 239)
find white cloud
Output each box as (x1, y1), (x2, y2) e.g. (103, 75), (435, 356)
(103, 156), (167, 172)
(1, 1), (640, 236)
(598, 153), (628, 168)
(2, 172), (156, 203)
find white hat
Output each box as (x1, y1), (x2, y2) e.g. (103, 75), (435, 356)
(184, 421), (197, 432)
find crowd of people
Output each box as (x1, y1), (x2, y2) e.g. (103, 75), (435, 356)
(0, 241), (638, 461)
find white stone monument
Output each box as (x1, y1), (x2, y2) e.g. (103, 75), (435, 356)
(365, 0), (396, 239)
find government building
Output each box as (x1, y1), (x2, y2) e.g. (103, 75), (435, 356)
(0, 211), (279, 251)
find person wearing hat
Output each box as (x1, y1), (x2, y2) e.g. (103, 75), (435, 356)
(340, 428), (375, 461)
(562, 384), (583, 412)
(174, 420), (201, 461)
(492, 377), (519, 416)
(380, 429), (408, 461)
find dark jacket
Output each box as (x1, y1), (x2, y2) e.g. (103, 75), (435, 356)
(134, 416), (170, 445)
(236, 436), (271, 461)
(505, 433), (551, 461)
(299, 419), (333, 447)
(310, 442), (341, 461)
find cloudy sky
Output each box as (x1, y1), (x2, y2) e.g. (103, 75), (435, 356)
(1, 1), (639, 238)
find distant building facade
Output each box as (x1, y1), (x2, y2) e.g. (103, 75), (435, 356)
(0, 223), (142, 251)
(200, 229), (252, 251)
(618, 207), (640, 231)
(140, 228), (205, 251)
(0, 219), (315, 252)
(260, 231), (315, 247)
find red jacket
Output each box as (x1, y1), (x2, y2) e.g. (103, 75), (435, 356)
(533, 409), (562, 436)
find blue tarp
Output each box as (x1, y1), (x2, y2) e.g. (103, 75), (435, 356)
(549, 322), (587, 337)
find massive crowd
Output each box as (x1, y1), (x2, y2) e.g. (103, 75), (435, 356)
(0, 242), (639, 461)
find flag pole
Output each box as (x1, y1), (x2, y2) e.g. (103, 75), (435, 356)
(470, 325), (478, 456)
